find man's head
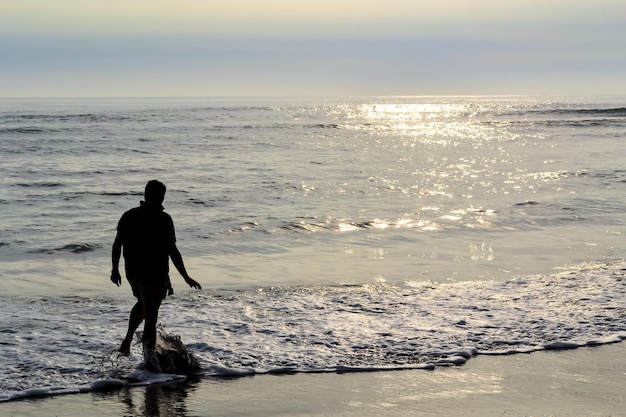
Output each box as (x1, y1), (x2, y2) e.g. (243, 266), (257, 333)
(145, 180), (166, 205)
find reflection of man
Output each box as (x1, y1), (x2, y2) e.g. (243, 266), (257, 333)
(111, 180), (201, 360)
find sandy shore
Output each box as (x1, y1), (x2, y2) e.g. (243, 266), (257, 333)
(4, 343), (625, 417)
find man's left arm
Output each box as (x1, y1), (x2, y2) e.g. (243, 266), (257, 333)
(169, 242), (202, 289)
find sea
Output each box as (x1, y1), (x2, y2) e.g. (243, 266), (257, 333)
(1, 96), (625, 402)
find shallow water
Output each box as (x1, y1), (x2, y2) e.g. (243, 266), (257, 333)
(1, 96), (625, 401)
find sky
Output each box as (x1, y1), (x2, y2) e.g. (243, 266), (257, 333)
(1, 0), (625, 97)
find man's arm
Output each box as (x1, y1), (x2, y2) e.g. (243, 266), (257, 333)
(111, 233), (123, 286)
(170, 242), (202, 289)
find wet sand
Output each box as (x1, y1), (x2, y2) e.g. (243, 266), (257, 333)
(4, 343), (625, 417)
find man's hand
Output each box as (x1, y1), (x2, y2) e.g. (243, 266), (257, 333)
(111, 270), (122, 286)
(184, 276), (202, 290)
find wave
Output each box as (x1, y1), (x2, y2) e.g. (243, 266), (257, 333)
(27, 243), (101, 254)
(0, 127), (52, 135)
(5, 336), (625, 403)
(58, 190), (144, 199)
(547, 107), (626, 117)
(543, 119), (625, 128)
(227, 217), (415, 235)
(189, 265), (626, 370)
(188, 105), (279, 113)
(2, 261), (626, 403)
(486, 107), (626, 130)
(13, 181), (65, 188)
(0, 113), (132, 123)
(234, 122), (344, 130)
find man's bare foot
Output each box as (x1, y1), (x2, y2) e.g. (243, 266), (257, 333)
(118, 338), (131, 356)
(142, 341), (162, 373)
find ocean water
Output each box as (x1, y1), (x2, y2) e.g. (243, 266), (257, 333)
(1, 96), (626, 402)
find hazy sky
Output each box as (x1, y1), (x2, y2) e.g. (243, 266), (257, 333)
(1, 0), (624, 97)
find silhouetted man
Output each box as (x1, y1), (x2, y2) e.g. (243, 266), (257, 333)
(111, 180), (201, 363)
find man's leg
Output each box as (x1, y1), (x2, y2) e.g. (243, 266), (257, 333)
(141, 294), (164, 373)
(142, 295), (163, 351)
(119, 300), (144, 355)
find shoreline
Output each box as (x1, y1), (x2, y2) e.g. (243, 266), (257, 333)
(4, 342), (625, 417)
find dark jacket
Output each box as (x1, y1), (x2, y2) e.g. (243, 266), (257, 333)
(117, 201), (176, 283)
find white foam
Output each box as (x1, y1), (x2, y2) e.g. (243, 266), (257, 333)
(90, 379), (125, 390)
(544, 341), (582, 350)
(1, 261), (626, 402)
(124, 370), (187, 386)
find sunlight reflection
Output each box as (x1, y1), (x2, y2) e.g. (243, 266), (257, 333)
(338, 222), (359, 232)
(440, 214), (463, 222)
(336, 217), (445, 233)
(339, 101), (522, 146)
(469, 243), (495, 261)
(368, 248), (386, 260)
(364, 103), (463, 119)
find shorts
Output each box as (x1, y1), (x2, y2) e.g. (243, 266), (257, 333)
(129, 279), (168, 301)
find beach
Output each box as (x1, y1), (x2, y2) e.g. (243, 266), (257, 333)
(4, 343), (624, 417)
(2, 97), (626, 413)
(2, 0), (626, 411)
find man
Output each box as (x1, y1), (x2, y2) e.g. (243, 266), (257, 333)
(111, 180), (201, 360)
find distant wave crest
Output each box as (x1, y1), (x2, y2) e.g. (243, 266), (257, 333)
(28, 243), (101, 254)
